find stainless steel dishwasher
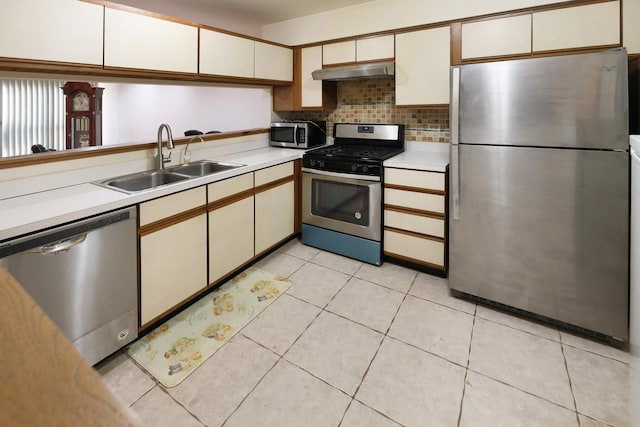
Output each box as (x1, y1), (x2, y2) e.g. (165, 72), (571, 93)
(0, 206), (138, 365)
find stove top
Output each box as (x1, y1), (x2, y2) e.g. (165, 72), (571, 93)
(307, 144), (404, 161)
(303, 123), (405, 176)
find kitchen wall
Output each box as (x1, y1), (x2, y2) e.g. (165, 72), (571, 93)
(277, 79), (449, 143)
(100, 82), (272, 145)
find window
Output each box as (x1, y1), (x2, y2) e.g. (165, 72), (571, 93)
(0, 79), (65, 156)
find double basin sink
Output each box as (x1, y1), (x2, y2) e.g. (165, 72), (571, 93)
(97, 160), (245, 194)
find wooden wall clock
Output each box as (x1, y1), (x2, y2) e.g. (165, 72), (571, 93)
(62, 82), (104, 149)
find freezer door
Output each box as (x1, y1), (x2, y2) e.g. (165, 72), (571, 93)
(449, 145), (629, 340)
(458, 49), (628, 150)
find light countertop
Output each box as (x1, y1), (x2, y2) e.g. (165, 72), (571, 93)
(384, 142), (449, 172)
(631, 135), (640, 152)
(0, 142), (450, 242)
(0, 146), (303, 241)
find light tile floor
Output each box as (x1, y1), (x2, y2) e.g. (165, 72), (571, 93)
(97, 238), (632, 427)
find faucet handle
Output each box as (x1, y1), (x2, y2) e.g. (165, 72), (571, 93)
(162, 150), (172, 164)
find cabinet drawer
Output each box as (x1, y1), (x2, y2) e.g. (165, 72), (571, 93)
(208, 173), (253, 203)
(384, 229), (444, 268)
(385, 210), (444, 238)
(140, 187), (206, 226)
(255, 162), (294, 187)
(385, 188), (445, 214)
(385, 168), (445, 191)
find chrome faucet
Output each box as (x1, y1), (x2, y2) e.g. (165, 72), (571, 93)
(157, 123), (175, 170)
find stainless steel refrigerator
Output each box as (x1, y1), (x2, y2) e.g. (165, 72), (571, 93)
(449, 48), (629, 345)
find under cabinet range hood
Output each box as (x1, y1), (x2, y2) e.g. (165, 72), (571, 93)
(311, 62), (395, 81)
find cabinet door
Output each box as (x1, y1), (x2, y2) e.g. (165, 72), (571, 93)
(323, 41), (356, 65)
(140, 215), (207, 325)
(254, 163), (295, 255)
(0, 0), (103, 65)
(255, 42), (293, 81)
(532, 1), (620, 52)
(462, 15), (532, 59)
(200, 29), (254, 78)
(356, 35), (395, 62)
(395, 26), (451, 106)
(301, 46), (324, 108)
(624, 0), (640, 54)
(139, 187), (207, 326)
(104, 8), (198, 73)
(208, 173), (255, 284)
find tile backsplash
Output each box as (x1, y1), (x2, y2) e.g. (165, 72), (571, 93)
(277, 79), (450, 143)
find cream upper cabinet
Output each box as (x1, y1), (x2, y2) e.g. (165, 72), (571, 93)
(301, 46), (324, 108)
(462, 15), (532, 59)
(532, 1), (620, 52)
(254, 162), (295, 255)
(395, 26), (451, 106)
(139, 187), (207, 326)
(104, 8), (198, 73)
(623, 0), (640, 54)
(0, 0), (103, 65)
(255, 42), (293, 81)
(323, 41), (356, 65)
(200, 29), (254, 78)
(356, 35), (395, 62)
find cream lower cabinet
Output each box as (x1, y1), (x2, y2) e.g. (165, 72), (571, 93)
(254, 162), (296, 256)
(208, 173), (255, 284)
(139, 187), (208, 327)
(384, 167), (447, 273)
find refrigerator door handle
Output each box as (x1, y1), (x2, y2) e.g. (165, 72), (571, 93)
(451, 67), (460, 145)
(451, 144), (460, 220)
(450, 67), (460, 220)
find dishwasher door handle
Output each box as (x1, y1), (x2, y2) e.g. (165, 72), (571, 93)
(28, 232), (88, 254)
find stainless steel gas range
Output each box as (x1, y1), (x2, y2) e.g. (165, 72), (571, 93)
(301, 123), (405, 265)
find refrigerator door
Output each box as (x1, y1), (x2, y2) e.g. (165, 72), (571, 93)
(449, 144), (629, 340)
(458, 48), (628, 150)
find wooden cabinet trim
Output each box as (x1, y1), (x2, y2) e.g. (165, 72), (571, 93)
(208, 188), (254, 211)
(384, 204), (445, 219)
(254, 175), (294, 194)
(383, 251), (446, 271)
(139, 205), (207, 236)
(384, 182), (445, 196)
(384, 225), (444, 243)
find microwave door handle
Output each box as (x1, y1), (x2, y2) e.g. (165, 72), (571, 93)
(294, 124), (301, 146)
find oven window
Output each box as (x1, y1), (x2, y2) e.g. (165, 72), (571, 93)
(311, 179), (370, 225)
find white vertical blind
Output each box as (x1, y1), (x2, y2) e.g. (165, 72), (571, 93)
(1, 79), (65, 156)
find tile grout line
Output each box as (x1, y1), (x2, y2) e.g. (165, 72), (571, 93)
(559, 333), (582, 426)
(339, 270), (419, 426)
(220, 250), (357, 427)
(456, 304), (477, 427)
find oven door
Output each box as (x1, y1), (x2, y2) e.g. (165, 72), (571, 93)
(302, 168), (382, 241)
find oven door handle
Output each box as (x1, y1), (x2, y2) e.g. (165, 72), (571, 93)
(301, 168), (381, 182)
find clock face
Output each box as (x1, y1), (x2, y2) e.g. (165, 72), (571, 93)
(73, 92), (90, 112)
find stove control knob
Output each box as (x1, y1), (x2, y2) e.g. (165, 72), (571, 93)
(351, 164), (358, 172)
(362, 166), (368, 173)
(319, 160), (325, 168)
(309, 160), (316, 167)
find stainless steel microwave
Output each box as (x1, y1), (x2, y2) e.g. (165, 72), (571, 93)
(270, 121), (326, 149)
